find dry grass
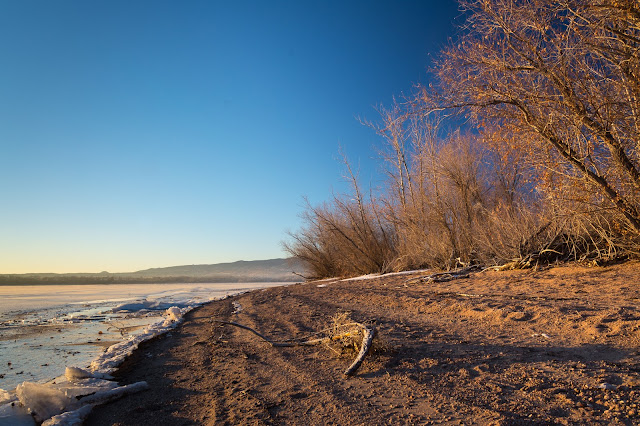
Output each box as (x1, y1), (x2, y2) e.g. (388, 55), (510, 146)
(322, 312), (386, 359)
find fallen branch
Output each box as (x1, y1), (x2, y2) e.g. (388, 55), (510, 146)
(292, 271), (311, 280)
(405, 265), (482, 285)
(211, 320), (299, 347)
(211, 319), (376, 376)
(344, 326), (376, 376)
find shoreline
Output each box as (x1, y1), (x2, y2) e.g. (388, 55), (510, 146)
(0, 280), (300, 287)
(84, 262), (640, 425)
(0, 282), (291, 424)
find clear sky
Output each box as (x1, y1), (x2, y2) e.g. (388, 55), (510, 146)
(0, 0), (460, 273)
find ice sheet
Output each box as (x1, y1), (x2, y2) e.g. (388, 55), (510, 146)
(2, 307), (188, 425)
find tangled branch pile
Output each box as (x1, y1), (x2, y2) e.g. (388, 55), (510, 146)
(212, 313), (379, 376)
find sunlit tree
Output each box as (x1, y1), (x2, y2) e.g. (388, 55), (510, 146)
(425, 0), (640, 235)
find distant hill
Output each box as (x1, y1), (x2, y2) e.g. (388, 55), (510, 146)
(0, 258), (306, 285)
(129, 258), (304, 281)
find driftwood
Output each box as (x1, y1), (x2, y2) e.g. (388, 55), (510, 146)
(212, 319), (376, 376)
(344, 326), (376, 376)
(405, 265), (483, 285)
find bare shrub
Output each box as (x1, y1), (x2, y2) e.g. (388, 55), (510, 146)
(283, 157), (395, 278)
(371, 106), (545, 270)
(285, 116), (546, 276)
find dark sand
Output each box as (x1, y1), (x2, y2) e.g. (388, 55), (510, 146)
(86, 262), (640, 425)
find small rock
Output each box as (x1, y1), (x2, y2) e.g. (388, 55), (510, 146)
(507, 311), (528, 321)
(473, 364), (490, 373)
(599, 383), (616, 391)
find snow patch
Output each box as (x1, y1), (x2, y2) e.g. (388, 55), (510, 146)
(340, 269), (431, 282)
(532, 333), (551, 339)
(598, 382), (616, 390)
(342, 273), (381, 281)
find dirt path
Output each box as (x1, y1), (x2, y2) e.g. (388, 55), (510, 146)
(86, 262), (640, 425)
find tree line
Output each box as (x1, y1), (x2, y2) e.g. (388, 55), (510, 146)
(0, 275), (291, 285)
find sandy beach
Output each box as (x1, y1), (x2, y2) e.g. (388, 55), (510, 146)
(85, 262), (640, 425)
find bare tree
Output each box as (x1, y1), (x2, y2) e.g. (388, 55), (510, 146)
(424, 0), (640, 235)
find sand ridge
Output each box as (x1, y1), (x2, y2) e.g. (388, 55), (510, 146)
(86, 262), (640, 425)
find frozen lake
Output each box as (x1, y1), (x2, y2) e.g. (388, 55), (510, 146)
(0, 282), (287, 392)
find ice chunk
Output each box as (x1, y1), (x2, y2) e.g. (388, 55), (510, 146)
(42, 404), (93, 426)
(64, 367), (92, 382)
(11, 380), (148, 425)
(16, 382), (72, 423)
(2, 376), (119, 425)
(165, 306), (182, 323)
(54, 378), (118, 399)
(64, 367), (113, 383)
(0, 388), (13, 405)
(43, 381), (149, 426)
(77, 381), (149, 405)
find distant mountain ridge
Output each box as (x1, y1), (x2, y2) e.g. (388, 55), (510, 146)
(0, 258), (305, 285)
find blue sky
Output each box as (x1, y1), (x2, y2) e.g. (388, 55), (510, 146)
(0, 1), (460, 273)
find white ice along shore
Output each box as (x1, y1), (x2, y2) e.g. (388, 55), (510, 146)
(0, 305), (188, 425)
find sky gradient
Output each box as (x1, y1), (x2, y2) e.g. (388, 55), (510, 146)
(1, 1), (460, 273)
